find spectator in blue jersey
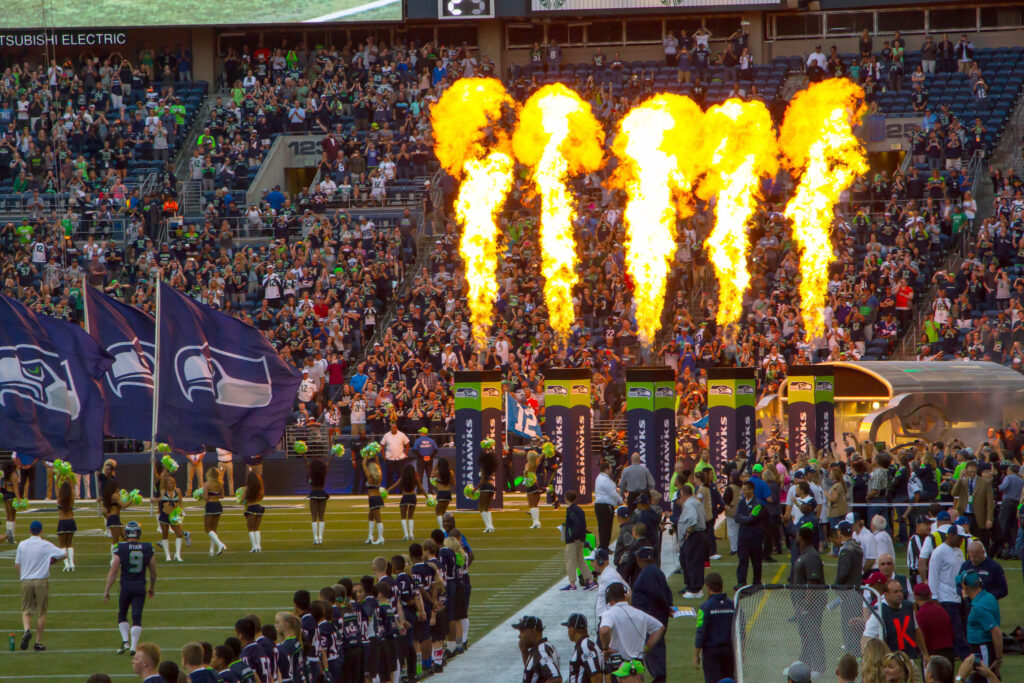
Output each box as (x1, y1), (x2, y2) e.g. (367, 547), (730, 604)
(959, 541), (1008, 601)
(693, 572), (735, 683)
(412, 427), (438, 487)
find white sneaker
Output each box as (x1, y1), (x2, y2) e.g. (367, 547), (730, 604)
(710, 554), (723, 560)
(682, 591), (703, 599)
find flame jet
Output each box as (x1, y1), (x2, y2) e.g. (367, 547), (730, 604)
(780, 80), (868, 340)
(697, 99), (780, 328)
(512, 83), (604, 341)
(431, 78), (516, 347)
(610, 94), (706, 347)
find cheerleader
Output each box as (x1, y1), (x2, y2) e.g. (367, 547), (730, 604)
(524, 451), (543, 529)
(241, 472), (265, 552)
(201, 467), (227, 556)
(540, 440), (562, 510)
(362, 448), (385, 544)
(2, 460), (18, 543)
(100, 477), (134, 555)
(388, 464), (427, 541)
(430, 458), (454, 530)
(300, 451), (334, 545)
(155, 475), (186, 562)
(56, 478), (76, 570)
(471, 448), (498, 533)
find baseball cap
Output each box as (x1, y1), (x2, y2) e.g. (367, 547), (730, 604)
(936, 510), (951, 522)
(587, 548), (610, 564)
(784, 661), (812, 683)
(561, 613), (588, 630)
(512, 616), (543, 631)
(794, 468), (806, 478)
(866, 571), (888, 585)
(30, 520), (42, 534)
(836, 520), (853, 534)
(959, 570), (982, 588)
(752, 463), (764, 473)
(955, 516), (970, 526)
(636, 546), (657, 561)
(913, 582), (932, 598)
(418, 427), (428, 434)
(615, 505), (630, 518)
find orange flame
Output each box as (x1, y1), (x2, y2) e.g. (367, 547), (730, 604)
(780, 80), (868, 340)
(698, 100), (780, 328)
(513, 84), (604, 341)
(431, 78), (516, 347)
(611, 94), (706, 347)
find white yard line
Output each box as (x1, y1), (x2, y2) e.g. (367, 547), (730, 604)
(303, 0), (399, 23)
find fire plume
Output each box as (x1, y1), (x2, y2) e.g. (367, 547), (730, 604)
(611, 94), (705, 347)
(780, 80), (868, 340)
(512, 83), (604, 341)
(431, 78), (515, 347)
(698, 100), (780, 328)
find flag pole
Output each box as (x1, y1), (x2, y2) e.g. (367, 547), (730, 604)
(149, 282), (161, 517)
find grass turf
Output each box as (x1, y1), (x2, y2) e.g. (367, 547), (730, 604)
(0, 0), (400, 29)
(5, 498), (1024, 682)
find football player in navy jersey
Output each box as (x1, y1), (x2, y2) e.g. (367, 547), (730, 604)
(422, 539), (448, 674)
(224, 637), (257, 683)
(375, 581), (403, 682)
(293, 590), (323, 683)
(392, 554), (425, 679)
(104, 520), (156, 656)
(409, 543), (441, 675)
(273, 612), (306, 683)
(359, 577), (383, 683)
(236, 618), (270, 683)
(181, 642), (220, 683)
(336, 586), (364, 683)
(213, 644), (240, 683)
(442, 516), (475, 652)
(311, 600), (340, 683)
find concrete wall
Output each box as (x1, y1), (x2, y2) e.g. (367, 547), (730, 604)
(246, 133), (323, 205)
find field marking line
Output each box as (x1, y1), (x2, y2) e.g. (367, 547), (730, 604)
(744, 563), (788, 635)
(303, 0), (399, 22)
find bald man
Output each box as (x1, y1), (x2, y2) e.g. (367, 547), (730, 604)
(619, 454), (656, 509)
(958, 541), (1008, 600)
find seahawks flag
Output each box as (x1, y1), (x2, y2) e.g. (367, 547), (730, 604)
(506, 394), (542, 440)
(156, 282), (302, 458)
(84, 286), (159, 441)
(0, 294), (113, 472)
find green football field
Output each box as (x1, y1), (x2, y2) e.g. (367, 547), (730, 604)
(0, 0), (400, 28)
(4, 497), (1024, 682)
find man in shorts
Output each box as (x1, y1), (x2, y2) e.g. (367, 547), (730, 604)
(15, 520), (66, 650)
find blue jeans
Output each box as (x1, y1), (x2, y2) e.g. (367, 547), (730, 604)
(941, 601), (969, 660)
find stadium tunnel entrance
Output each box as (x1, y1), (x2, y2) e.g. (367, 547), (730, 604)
(760, 361), (1024, 451)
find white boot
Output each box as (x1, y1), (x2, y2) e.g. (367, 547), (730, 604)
(162, 538), (171, 561)
(67, 547), (75, 570)
(255, 531), (262, 552)
(311, 521), (318, 544)
(529, 507), (541, 529)
(375, 522), (385, 544)
(480, 511), (488, 532)
(174, 537), (183, 561)
(317, 521), (325, 543)
(408, 518), (415, 539)
(436, 515), (444, 530)
(366, 521), (374, 544)
(248, 531), (257, 552)
(400, 519), (409, 540)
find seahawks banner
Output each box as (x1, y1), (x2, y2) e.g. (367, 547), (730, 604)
(653, 372), (676, 497)
(626, 368), (656, 485)
(454, 370), (503, 510)
(814, 366), (835, 455)
(545, 368), (592, 504)
(156, 282), (302, 458)
(787, 366), (817, 459)
(84, 286), (159, 441)
(506, 393), (542, 440)
(0, 294), (113, 472)
(708, 367), (755, 469)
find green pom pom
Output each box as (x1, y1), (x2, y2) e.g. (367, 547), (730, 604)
(293, 440), (308, 455)
(480, 438), (495, 451)
(378, 486), (389, 500)
(525, 472), (537, 486)
(455, 552), (466, 567)
(542, 443), (555, 457)
(192, 487), (204, 501)
(331, 444), (346, 458)
(361, 442), (381, 458)
(429, 477), (439, 488)
(169, 507), (184, 525)
(426, 495), (437, 507)
(463, 485), (480, 501)
(53, 459), (74, 482)
(161, 455), (179, 473)
(12, 498), (30, 511)
(513, 476), (524, 487)
(236, 488), (246, 503)
(156, 443), (171, 453)
(546, 484), (555, 494)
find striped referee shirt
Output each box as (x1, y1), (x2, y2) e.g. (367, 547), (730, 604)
(568, 636), (603, 683)
(523, 638), (561, 683)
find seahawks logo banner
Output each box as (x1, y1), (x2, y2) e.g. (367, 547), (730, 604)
(787, 366), (817, 459)
(454, 370), (503, 510)
(708, 367), (755, 470)
(156, 282), (301, 458)
(0, 294), (112, 472)
(545, 368), (592, 504)
(84, 286), (161, 442)
(814, 366), (835, 455)
(627, 367), (675, 498)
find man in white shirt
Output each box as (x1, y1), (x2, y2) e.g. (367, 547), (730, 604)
(296, 371), (317, 410)
(598, 583), (665, 681)
(853, 516), (878, 573)
(594, 462), (623, 550)
(379, 421), (410, 487)
(806, 43), (827, 81)
(872, 515), (896, 568)
(591, 548), (628, 620)
(927, 525), (969, 659)
(15, 520), (66, 651)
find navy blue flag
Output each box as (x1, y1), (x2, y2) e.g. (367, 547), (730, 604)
(0, 295), (112, 472)
(84, 286), (158, 441)
(156, 281), (301, 457)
